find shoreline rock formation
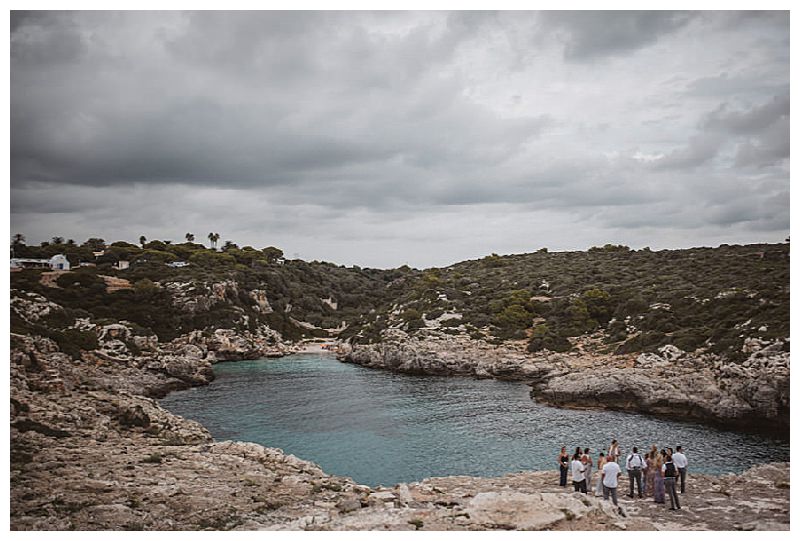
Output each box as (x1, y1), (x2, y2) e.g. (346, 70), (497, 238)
(10, 292), (790, 531)
(340, 329), (789, 436)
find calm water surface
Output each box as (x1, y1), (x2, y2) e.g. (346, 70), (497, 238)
(160, 353), (789, 487)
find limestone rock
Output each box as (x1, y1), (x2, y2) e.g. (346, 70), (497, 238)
(10, 290), (64, 323)
(250, 290), (274, 313)
(98, 324), (131, 343)
(467, 492), (567, 529)
(343, 330), (789, 434)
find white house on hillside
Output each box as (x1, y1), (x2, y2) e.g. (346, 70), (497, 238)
(49, 254), (70, 270)
(10, 254), (71, 271)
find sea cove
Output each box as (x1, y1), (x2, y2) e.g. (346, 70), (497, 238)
(10, 9), (792, 531)
(161, 353), (789, 487)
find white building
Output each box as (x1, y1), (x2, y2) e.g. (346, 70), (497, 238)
(49, 254), (70, 270)
(10, 254), (71, 271)
(166, 261), (189, 268)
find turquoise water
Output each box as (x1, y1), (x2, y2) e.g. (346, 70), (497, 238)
(160, 353), (789, 487)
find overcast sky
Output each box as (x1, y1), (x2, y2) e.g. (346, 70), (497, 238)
(10, 10), (789, 268)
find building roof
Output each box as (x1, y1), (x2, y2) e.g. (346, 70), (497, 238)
(11, 254), (69, 264)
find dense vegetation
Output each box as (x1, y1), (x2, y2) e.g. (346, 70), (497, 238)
(346, 243), (789, 361)
(10, 235), (789, 362)
(11, 236), (410, 350)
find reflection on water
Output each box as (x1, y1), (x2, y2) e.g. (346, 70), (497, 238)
(160, 353), (789, 487)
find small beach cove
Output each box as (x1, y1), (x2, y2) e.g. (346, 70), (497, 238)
(160, 352), (789, 488)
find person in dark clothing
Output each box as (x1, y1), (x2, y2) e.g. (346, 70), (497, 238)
(662, 455), (681, 510)
(558, 446), (569, 487)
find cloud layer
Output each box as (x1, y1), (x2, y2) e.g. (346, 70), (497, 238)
(10, 11), (789, 268)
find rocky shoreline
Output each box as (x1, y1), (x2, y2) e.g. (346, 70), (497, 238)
(10, 340), (791, 531)
(10, 296), (790, 530)
(340, 329), (790, 436)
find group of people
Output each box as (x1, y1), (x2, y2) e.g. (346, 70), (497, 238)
(558, 440), (688, 511)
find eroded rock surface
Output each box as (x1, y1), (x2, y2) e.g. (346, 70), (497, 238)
(341, 330), (789, 434)
(9, 299), (790, 530)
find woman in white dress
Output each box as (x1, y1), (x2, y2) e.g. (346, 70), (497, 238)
(582, 447), (594, 493)
(595, 452), (606, 495)
(608, 439), (620, 463)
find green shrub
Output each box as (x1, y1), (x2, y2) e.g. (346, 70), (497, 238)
(669, 327), (710, 352)
(142, 453), (163, 464)
(56, 272), (105, 290)
(582, 288), (613, 324)
(615, 331), (668, 354)
(527, 324), (572, 353)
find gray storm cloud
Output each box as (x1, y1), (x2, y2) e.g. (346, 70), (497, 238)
(10, 10), (789, 268)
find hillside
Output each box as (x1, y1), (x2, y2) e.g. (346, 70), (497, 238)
(11, 240), (789, 364)
(11, 239), (412, 357)
(10, 239), (790, 530)
(345, 243), (789, 361)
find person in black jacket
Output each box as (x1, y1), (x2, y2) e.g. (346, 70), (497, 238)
(662, 455), (681, 510)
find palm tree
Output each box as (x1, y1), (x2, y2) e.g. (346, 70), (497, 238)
(66, 239), (75, 246)
(51, 236), (64, 245)
(139, 235), (147, 248)
(185, 232), (195, 243)
(208, 232), (220, 249)
(11, 233), (25, 257)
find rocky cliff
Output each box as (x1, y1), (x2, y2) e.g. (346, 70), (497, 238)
(341, 329), (789, 435)
(10, 330), (789, 530)
(10, 295), (790, 531)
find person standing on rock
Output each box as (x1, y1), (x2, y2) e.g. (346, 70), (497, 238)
(646, 445), (658, 496)
(672, 446), (688, 493)
(644, 450), (657, 497)
(595, 452), (607, 495)
(641, 451), (649, 495)
(571, 451), (587, 493)
(558, 446), (570, 487)
(653, 452), (665, 504)
(601, 454), (622, 506)
(625, 446), (644, 498)
(609, 439), (620, 463)
(582, 448), (594, 494)
(662, 455), (681, 510)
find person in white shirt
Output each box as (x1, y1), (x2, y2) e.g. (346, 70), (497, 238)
(571, 452), (587, 493)
(672, 446), (688, 493)
(625, 446), (644, 498)
(601, 458), (622, 506)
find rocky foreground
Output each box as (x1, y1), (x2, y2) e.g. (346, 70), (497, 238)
(10, 326), (790, 531)
(341, 329), (790, 435)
